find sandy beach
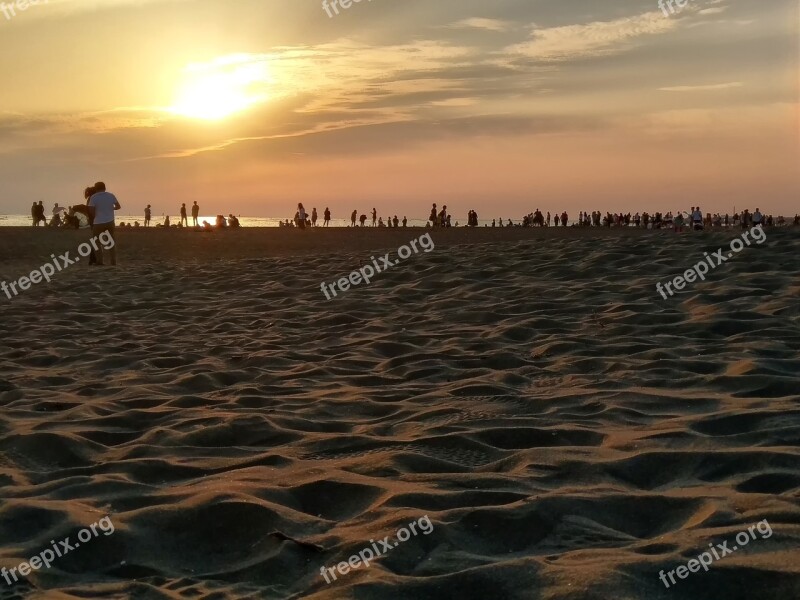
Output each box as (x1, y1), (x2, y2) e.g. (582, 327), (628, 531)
(0, 225), (798, 599)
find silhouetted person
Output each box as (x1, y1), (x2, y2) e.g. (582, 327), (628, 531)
(311, 207), (318, 227)
(351, 210), (357, 227)
(145, 205), (152, 227)
(324, 207), (331, 226)
(180, 203), (188, 227)
(191, 201), (199, 226)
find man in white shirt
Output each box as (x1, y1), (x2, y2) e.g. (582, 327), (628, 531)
(88, 181), (121, 265)
(753, 208), (763, 227)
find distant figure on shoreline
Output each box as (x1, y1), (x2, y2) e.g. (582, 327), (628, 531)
(324, 207), (331, 226)
(31, 201), (46, 226)
(192, 201), (200, 226)
(297, 203), (307, 229)
(180, 203), (188, 227)
(360, 213), (367, 227)
(351, 210), (357, 227)
(312, 207), (318, 227)
(144, 205), (152, 227)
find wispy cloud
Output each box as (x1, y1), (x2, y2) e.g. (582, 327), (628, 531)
(504, 11), (678, 61)
(660, 82), (743, 92)
(446, 18), (513, 32)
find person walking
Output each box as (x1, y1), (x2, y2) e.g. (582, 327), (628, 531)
(180, 203), (188, 227)
(31, 202), (38, 226)
(191, 201), (200, 226)
(87, 182), (121, 265)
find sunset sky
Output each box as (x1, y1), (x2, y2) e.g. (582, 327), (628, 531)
(0, 0), (797, 218)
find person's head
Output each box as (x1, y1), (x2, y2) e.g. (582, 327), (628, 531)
(182, 203), (186, 207)
(193, 201), (197, 205)
(84, 187), (95, 200)
(94, 182), (106, 192)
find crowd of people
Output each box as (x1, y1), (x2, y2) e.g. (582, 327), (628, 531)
(282, 205), (411, 229)
(31, 196), (800, 232)
(514, 207), (799, 229)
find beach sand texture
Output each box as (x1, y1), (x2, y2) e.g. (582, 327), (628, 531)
(0, 227), (798, 599)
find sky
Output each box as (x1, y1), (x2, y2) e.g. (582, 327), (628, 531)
(0, 0), (797, 219)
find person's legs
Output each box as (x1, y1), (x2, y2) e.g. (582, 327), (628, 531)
(92, 223), (117, 265)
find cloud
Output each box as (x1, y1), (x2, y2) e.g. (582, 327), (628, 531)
(446, 18), (513, 32)
(503, 11), (678, 61)
(659, 82), (743, 92)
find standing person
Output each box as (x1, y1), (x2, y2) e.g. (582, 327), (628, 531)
(31, 202), (38, 226)
(402, 216), (407, 227)
(359, 213), (367, 227)
(753, 207), (763, 227)
(691, 206), (703, 230)
(87, 182), (120, 266)
(351, 210), (357, 227)
(297, 203), (307, 230)
(372, 208), (377, 227)
(191, 201), (200, 226)
(311, 207), (318, 227)
(180, 203), (188, 227)
(36, 201), (47, 226)
(71, 187), (98, 264)
(144, 205), (152, 227)
(429, 204), (437, 227)
(324, 207), (331, 227)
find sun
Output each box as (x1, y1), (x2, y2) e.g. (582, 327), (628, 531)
(169, 57), (270, 120)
